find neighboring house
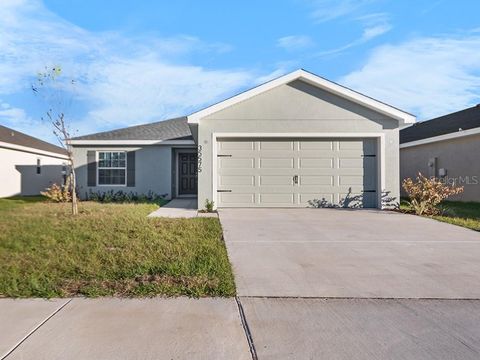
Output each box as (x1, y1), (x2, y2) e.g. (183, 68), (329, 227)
(400, 105), (480, 202)
(71, 69), (415, 209)
(0, 125), (68, 198)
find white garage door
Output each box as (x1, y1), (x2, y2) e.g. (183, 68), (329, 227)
(216, 138), (378, 208)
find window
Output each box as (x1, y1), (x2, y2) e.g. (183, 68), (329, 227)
(36, 158), (41, 174)
(97, 151), (126, 185)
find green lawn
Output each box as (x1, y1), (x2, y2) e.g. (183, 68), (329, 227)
(0, 197), (235, 298)
(401, 199), (480, 231)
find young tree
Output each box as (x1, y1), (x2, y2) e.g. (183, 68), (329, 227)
(32, 66), (79, 215)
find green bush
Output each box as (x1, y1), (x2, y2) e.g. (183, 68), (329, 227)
(86, 190), (167, 205)
(204, 199), (215, 213)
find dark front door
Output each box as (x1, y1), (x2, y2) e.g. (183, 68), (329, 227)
(178, 153), (198, 195)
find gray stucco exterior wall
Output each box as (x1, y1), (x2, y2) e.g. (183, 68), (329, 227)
(73, 145), (175, 199)
(400, 133), (480, 201)
(196, 80), (401, 209)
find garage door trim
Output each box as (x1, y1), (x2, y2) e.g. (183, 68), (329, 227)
(212, 132), (385, 209)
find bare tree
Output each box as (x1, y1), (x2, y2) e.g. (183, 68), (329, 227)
(32, 66), (78, 215)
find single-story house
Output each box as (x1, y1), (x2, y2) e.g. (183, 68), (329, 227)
(0, 125), (68, 198)
(71, 69), (415, 209)
(400, 105), (480, 202)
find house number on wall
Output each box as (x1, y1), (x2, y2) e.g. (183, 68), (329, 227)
(197, 145), (202, 173)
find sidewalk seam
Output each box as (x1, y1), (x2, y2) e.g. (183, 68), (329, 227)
(1, 298), (73, 360)
(235, 296), (258, 360)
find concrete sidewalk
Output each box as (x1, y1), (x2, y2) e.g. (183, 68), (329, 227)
(148, 198), (198, 218)
(0, 298), (250, 360)
(4, 297), (480, 360)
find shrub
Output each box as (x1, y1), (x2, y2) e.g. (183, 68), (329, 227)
(402, 173), (464, 216)
(41, 183), (72, 203)
(86, 190), (167, 205)
(204, 199), (215, 212)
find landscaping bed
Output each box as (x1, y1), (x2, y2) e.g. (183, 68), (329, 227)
(0, 197), (235, 298)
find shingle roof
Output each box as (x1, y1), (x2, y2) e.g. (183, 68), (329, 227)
(400, 105), (480, 144)
(72, 116), (193, 141)
(0, 124), (67, 155)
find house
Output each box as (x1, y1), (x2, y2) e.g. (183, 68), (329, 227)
(70, 69), (415, 209)
(400, 105), (480, 202)
(0, 125), (68, 198)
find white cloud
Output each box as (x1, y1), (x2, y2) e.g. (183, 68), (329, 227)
(277, 35), (314, 51)
(317, 13), (391, 56)
(0, 100), (56, 141)
(83, 60), (253, 129)
(0, 0), (260, 141)
(340, 34), (480, 119)
(309, 0), (375, 23)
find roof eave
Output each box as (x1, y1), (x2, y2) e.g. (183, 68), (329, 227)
(69, 139), (195, 146)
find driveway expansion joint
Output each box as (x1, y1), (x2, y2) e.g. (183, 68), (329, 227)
(235, 296), (258, 360)
(2, 298), (72, 360)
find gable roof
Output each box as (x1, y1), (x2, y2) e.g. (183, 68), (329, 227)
(0, 124), (67, 156)
(72, 117), (193, 142)
(187, 69), (416, 125)
(400, 105), (480, 144)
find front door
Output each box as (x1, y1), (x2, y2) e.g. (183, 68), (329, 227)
(178, 153), (198, 195)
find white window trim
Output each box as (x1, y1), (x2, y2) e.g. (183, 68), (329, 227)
(211, 132), (386, 210)
(96, 150), (127, 187)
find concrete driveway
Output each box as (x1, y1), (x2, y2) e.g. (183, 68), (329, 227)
(220, 208), (480, 298)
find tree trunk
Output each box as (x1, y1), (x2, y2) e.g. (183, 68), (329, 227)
(70, 158), (78, 215)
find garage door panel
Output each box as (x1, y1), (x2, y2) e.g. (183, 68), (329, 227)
(299, 193), (334, 205)
(216, 138), (377, 208)
(339, 158), (364, 168)
(299, 175), (334, 185)
(259, 141), (294, 150)
(218, 193), (255, 205)
(299, 141), (333, 150)
(219, 175), (255, 186)
(299, 158), (334, 169)
(259, 158), (294, 169)
(219, 141), (255, 150)
(259, 193), (295, 204)
(338, 140), (364, 150)
(260, 175), (293, 185)
(219, 157), (255, 169)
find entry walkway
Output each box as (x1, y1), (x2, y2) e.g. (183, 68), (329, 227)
(148, 198), (198, 218)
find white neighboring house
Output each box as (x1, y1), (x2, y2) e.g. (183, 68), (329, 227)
(0, 124), (69, 198)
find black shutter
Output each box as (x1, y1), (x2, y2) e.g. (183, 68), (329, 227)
(127, 151), (135, 187)
(87, 151), (96, 186)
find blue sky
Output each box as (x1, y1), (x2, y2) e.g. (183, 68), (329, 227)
(1, 0), (480, 143)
